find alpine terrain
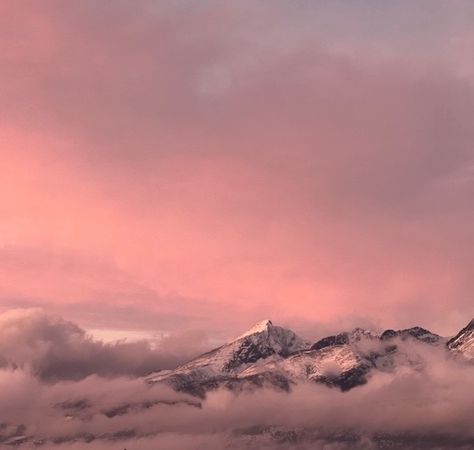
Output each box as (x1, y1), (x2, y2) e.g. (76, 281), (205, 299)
(146, 317), (473, 396)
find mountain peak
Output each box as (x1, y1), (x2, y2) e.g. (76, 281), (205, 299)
(236, 319), (273, 340)
(381, 326), (442, 344)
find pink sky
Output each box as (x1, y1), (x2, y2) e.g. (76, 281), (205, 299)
(1, 1), (474, 340)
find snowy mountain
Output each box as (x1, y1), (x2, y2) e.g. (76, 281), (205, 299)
(146, 319), (310, 396)
(146, 318), (471, 396)
(447, 318), (474, 360)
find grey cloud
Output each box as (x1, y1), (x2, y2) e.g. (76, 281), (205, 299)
(1, 349), (473, 449)
(0, 311), (473, 449)
(6, 0), (472, 223)
(0, 309), (210, 380)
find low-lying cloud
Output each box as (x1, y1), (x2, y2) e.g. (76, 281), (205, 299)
(0, 309), (473, 449)
(2, 359), (474, 449)
(0, 309), (210, 380)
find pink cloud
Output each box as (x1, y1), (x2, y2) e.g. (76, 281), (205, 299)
(0, 1), (473, 338)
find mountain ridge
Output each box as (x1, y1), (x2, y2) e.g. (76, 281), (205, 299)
(146, 318), (474, 396)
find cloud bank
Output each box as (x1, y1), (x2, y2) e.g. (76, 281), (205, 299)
(1, 355), (474, 449)
(0, 309), (473, 449)
(0, 309), (209, 380)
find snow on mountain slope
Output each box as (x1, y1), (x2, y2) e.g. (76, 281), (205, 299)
(146, 319), (471, 397)
(146, 322), (382, 394)
(235, 319), (274, 340)
(146, 320), (310, 395)
(247, 324), (446, 391)
(311, 328), (379, 351)
(447, 318), (474, 360)
(238, 343), (374, 391)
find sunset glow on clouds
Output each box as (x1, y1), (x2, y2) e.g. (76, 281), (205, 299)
(1, 1), (474, 341)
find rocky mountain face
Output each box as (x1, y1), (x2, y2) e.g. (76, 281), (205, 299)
(447, 318), (474, 359)
(146, 318), (473, 396)
(380, 326), (443, 344)
(146, 319), (310, 396)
